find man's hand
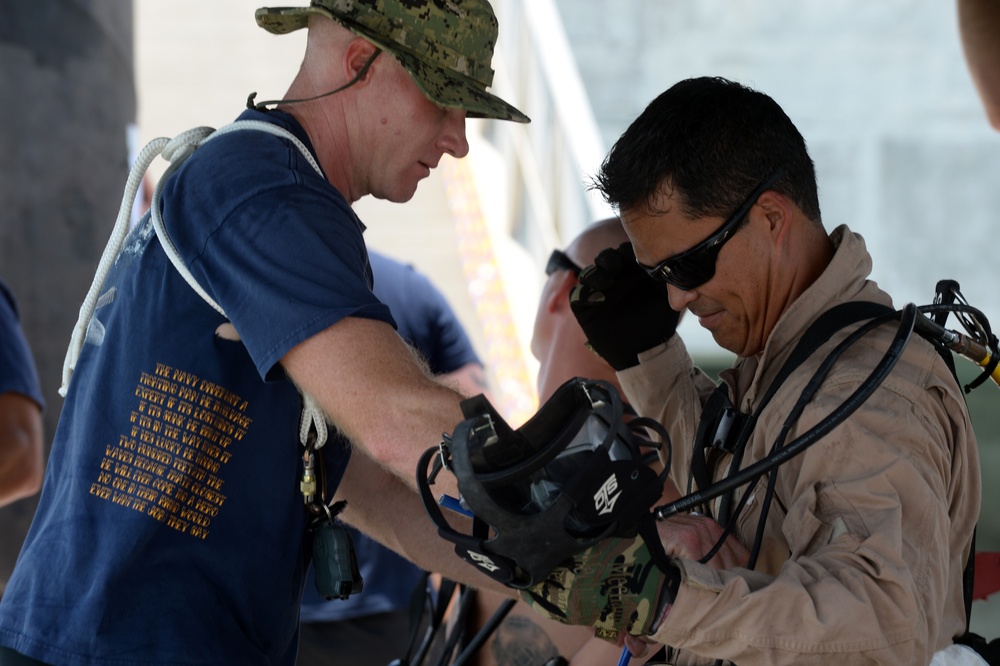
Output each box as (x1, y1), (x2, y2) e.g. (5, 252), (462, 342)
(657, 513), (750, 568)
(569, 243), (680, 371)
(518, 534), (680, 644)
(616, 514), (748, 658)
(517, 515), (747, 651)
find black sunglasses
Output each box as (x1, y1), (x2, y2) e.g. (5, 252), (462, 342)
(545, 249), (582, 276)
(638, 168), (786, 290)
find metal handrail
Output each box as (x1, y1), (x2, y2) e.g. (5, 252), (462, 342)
(483, 0), (614, 260)
(443, 0), (614, 421)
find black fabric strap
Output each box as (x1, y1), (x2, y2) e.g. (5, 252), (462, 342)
(760, 301), (895, 410)
(925, 287), (979, 641)
(964, 528), (977, 636)
(692, 301), (893, 522)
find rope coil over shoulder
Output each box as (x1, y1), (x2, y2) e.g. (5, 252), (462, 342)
(60, 120), (328, 450)
(418, 377), (670, 588)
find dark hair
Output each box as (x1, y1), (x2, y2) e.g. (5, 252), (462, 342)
(594, 77), (821, 223)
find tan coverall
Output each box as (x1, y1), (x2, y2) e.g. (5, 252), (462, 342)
(621, 226), (982, 665)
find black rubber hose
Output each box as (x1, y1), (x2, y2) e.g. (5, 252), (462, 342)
(655, 304), (916, 520)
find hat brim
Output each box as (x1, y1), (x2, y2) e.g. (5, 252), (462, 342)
(255, 6), (313, 35)
(392, 49), (529, 123)
(255, 6), (529, 123)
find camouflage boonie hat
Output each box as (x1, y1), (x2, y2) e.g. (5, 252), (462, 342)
(255, 0), (529, 123)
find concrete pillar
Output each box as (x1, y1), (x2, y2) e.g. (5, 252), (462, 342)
(0, 0), (135, 590)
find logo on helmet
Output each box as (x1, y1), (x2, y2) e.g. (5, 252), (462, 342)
(468, 550), (501, 573)
(594, 473), (621, 516)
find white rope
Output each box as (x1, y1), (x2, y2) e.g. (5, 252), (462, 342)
(299, 393), (329, 450)
(60, 132), (179, 396)
(148, 121), (325, 318)
(60, 121), (330, 450)
(149, 127), (221, 314)
(209, 120), (324, 177)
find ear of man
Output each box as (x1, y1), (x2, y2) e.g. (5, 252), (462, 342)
(344, 38), (380, 87)
(545, 269), (577, 315)
(753, 190), (833, 295)
(754, 190), (789, 237)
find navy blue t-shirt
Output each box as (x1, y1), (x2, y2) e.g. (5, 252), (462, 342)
(300, 252), (480, 624)
(0, 279), (44, 409)
(0, 110), (394, 666)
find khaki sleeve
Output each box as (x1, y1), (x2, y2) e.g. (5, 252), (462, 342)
(619, 336), (718, 490)
(648, 372), (971, 665)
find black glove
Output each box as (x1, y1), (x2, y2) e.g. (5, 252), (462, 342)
(569, 242), (680, 371)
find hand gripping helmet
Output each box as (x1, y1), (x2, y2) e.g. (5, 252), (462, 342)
(417, 377), (670, 588)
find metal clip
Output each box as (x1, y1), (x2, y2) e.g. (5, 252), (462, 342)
(471, 413), (498, 448)
(580, 380), (605, 410)
(709, 407), (741, 453)
(300, 446), (317, 506)
(435, 434), (452, 476)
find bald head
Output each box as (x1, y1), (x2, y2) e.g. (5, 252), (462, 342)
(531, 217), (630, 402)
(564, 217), (630, 269)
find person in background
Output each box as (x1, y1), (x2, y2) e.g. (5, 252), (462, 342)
(957, 0), (1000, 131)
(0, 278), (44, 509)
(468, 217), (687, 666)
(297, 250), (488, 666)
(0, 1), (527, 663)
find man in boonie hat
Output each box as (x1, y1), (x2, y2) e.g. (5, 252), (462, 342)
(255, 0), (528, 123)
(0, 2), (528, 665)
(250, 0), (529, 201)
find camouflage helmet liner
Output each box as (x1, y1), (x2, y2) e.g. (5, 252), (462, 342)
(255, 0), (529, 123)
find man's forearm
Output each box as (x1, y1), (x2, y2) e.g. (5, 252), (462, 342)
(334, 445), (514, 597)
(0, 392), (44, 507)
(282, 316), (465, 497)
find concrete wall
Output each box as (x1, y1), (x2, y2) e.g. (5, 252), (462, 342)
(0, 1), (135, 590)
(556, 0), (1000, 358)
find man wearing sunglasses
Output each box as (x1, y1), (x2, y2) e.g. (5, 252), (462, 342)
(523, 77), (983, 664)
